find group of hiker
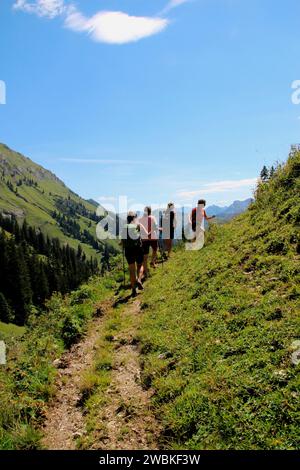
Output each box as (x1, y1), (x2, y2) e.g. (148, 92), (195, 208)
(120, 200), (215, 297)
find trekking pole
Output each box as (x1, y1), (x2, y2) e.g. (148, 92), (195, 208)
(159, 211), (164, 269)
(122, 246), (126, 288)
(181, 205), (187, 246)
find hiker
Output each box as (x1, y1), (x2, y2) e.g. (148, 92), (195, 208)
(120, 211), (144, 297)
(139, 206), (159, 276)
(162, 202), (177, 257)
(188, 199), (215, 250)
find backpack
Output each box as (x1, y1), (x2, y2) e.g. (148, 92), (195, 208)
(191, 208), (197, 231)
(122, 224), (142, 250)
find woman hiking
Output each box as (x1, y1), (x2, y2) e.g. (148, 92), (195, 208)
(120, 211), (144, 297)
(138, 206), (159, 276)
(162, 202), (177, 258)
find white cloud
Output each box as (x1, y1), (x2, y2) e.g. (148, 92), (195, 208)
(13, 1), (170, 44)
(65, 8), (169, 44)
(177, 178), (257, 199)
(13, 0), (66, 18)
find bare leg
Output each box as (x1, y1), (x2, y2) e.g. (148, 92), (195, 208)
(137, 263), (144, 283)
(165, 239), (172, 257)
(143, 254), (149, 277)
(151, 247), (158, 266)
(128, 263), (136, 289)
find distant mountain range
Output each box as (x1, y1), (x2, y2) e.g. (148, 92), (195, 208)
(206, 198), (253, 220)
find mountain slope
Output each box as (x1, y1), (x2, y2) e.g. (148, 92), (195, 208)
(0, 147), (299, 450)
(138, 148), (300, 449)
(0, 143), (118, 259)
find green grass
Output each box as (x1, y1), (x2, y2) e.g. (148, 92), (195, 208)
(0, 322), (25, 341)
(138, 150), (300, 450)
(0, 275), (117, 450)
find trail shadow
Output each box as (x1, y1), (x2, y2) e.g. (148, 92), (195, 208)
(113, 293), (133, 308)
(115, 284), (131, 295)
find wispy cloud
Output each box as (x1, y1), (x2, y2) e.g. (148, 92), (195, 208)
(59, 158), (147, 165)
(177, 178), (257, 199)
(65, 7), (168, 45)
(13, 0), (66, 18)
(160, 0), (190, 15)
(13, 0), (189, 44)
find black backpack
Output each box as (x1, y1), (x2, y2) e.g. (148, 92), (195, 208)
(191, 208), (197, 231)
(122, 224), (142, 250)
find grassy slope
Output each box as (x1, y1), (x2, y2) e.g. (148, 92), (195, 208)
(0, 143), (117, 259)
(0, 322), (25, 341)
(139, 150), (300, 449)
(0, 276), (118, 450)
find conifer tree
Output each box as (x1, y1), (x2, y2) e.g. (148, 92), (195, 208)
(260, 165), (269, 182)
(269, 165), (276, 178)
(0, 292), (13, 323)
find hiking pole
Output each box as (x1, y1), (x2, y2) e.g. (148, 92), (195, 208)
(159, 211), (164, 270)
(122, 246), (126, 288)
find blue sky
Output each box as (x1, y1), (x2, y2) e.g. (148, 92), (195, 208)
(1, 0), (300, 211)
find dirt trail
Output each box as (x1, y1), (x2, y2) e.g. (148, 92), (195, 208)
(41, 301), (111, 450)
(42, 297), (160, 450)
(91, 299), (160, 450)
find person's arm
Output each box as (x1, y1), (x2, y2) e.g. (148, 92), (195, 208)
(138, 218), (148, 238)
(188, 211), (193, 224)
(204, 210), (216, 221)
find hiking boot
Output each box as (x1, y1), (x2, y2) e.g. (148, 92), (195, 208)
(136, 280), (144, 291)
(131, 288), (137, 298)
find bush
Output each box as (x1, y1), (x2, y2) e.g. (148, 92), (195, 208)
(266, 238), (287, 254)
(61, 313), (83, 348)
(70, 285), (93, 306)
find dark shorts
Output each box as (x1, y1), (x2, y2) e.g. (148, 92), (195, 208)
(142, 239), (158, 255)
(125, 247), (144, 265)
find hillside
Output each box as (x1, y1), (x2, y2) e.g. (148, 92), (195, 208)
(138, 148), (300, 449)
(0, 143), (118, 260)
(0, 148), (299, 451)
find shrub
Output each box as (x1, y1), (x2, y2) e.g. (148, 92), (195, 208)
(61, 313), (83, 348)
